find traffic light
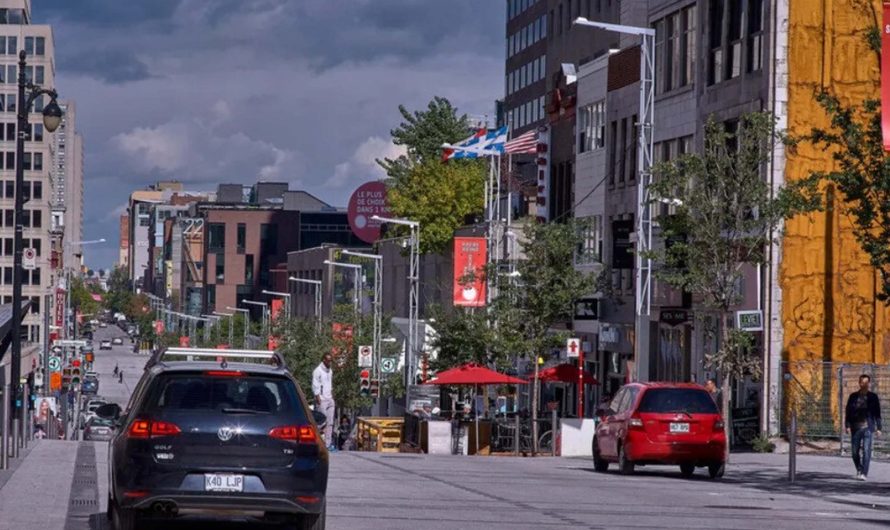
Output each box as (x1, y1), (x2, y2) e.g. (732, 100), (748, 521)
(360, 369), (370, 396)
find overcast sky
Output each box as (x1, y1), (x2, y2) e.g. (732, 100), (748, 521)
(36, 0), (505, 269)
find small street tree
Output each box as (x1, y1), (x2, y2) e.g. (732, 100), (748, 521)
(807, 92), (890, 302)
(378, 96), (487, 254)
(495, 220), (600, 452)
(650, 112), (821, 458)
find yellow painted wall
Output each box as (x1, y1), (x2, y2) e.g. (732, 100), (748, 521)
(783, 0), (890, 369)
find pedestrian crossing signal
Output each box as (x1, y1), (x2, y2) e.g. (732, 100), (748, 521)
(360, 369), (370, 396)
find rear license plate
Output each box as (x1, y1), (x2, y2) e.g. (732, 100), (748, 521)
(669, 422), (690, 433)
(204, 474), (244, 492)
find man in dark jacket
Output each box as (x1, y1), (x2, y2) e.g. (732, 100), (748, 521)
(845, 374), (882, 480)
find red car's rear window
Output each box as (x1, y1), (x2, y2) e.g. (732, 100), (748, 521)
(638, 388), (718, 414)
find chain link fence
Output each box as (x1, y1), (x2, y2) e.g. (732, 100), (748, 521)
(781, 361), (890, 458)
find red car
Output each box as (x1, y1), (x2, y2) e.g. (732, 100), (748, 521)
(592, 382), (726, 478)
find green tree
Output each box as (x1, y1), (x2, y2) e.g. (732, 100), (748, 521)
(493, 220), (600, 451)
(429, 306), (497, 371)
(807, 92), (890, 302)
(387, 159), (485, 254)
(105, 266), (132, 315)
(650, 111), (821, 459)
(378, 97), (487, 254)
(377, 96), (473, 179)
(70, 277), (99, 319)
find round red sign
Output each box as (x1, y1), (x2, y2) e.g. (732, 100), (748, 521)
(347, 181), (391, 243)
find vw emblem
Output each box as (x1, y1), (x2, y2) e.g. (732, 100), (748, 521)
(217, 426), (235, 442)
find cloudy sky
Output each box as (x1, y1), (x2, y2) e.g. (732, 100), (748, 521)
(36, 0), (505, 269)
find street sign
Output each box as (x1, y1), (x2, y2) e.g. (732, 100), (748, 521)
(155, 320), (165, 335)
(358, 345), (373, 368)
(49, 372), (62, 391)
(48, 356), (61, 372)
(23, 248), (36, 270)
(566, 337), (580, 358)
(381, 357), (396, 374)
(737, 310), (763, 332)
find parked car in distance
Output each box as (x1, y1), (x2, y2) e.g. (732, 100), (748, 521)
(592, 382), (726, 479)
(81, 398), (107, 428)
(84, 416), (116, 441)
(112, 337), (124, 346)
(82, 376), (99, 396)
(100, 340), (112, 350)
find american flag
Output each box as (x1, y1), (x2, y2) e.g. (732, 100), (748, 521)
(504, 129), (537, 154)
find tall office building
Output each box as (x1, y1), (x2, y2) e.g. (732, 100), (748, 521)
(52, 100), (83, 269)
(0, 0), (59, 342)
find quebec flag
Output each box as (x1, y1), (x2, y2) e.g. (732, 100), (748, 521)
(443, 126), (508, 160)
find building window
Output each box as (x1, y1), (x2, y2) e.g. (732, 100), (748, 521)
(215, 253), (225, 282)
(608, 120), (617, 185)
(237, 223), (246, 254)
(578, 100), (606, 153)
(3, 238), (10, 255)
(618, 118), (627, 183)
(32, 181), (41, 199)
(654, 5), (696, 94)
(576, 215), (603, 264)
(32, 238), (40, 256)
(32, 209), (40, 228)
(31, 123), (42, 142)
(245, 254), (254, 284)
(727, 0), (743, 79)
(748, 0), (763, 72)
(709, 0), (724, 85)
(208, 223), (225, 251)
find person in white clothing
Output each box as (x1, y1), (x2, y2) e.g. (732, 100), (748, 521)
(312, 353), (335, 449)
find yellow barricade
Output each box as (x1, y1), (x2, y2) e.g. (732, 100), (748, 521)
(356, 417), (404, 453)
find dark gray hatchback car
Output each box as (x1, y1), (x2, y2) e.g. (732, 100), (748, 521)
(102, 348), (329, 530)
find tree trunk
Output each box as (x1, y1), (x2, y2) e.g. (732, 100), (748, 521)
(531, 352), (539, 455)
(720, 312), (732, 463)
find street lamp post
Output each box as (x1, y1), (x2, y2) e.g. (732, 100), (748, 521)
(261, 289), (292, 323)
(341, 250), (383, 384)
(323, 261), (363, 318)
(288, 277), (322, 332)
(573, 17), (655, 382)
(10, 52), (63, 424)
(213, 311), (235, 346)
(241, 299), (269, 339)
(226, 307), (250, 348)
(372, 216), (419, 388)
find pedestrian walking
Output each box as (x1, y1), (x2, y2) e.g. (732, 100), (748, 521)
(705, 378), (722, 406)
(119, 370), (124, 384)
(312, 353), (336, 451)
(113, 364), (119, 376)
(845, 374), (882, 481)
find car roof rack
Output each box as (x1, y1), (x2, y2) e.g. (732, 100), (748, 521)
(146, 347), (286, 370)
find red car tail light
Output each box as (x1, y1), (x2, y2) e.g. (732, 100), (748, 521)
(204, 370), (245, 377)
(128, 419), (151, 439)
(269, 425), (317, 444)
(127, 419), (181, 439)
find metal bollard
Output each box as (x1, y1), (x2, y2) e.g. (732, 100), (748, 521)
(11, 419), (19, 458)
(788, 411), (797, 482)
(513, 414), (519, 456)
(551, 410), (558, 456)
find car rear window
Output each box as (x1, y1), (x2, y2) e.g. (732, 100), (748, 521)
(90, 417), (114, 427)
(142, 372), (306, 420)
(637, 388), (719, 414)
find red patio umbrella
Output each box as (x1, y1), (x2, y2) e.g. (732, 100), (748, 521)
(529, 363), (598, 385)
(425, 363), (527, 386)
(424, 363), (526, 456)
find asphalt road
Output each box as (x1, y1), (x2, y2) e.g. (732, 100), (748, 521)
(4, 330), (889, 529)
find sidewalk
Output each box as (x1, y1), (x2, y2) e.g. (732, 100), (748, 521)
(723, 452), (890, 512)
(0, 440), (78, 530)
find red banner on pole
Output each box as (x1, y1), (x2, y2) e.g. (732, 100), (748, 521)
(883, 3), (890, 150)
(453, 237), (487, 307)
(179, 336), (190, 347)
(270, 298), (284, 321)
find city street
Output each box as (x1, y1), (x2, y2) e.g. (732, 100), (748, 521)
(1, 331), (889, 529)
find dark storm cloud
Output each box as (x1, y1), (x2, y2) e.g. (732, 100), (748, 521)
(40, 0), (505, 268)
(57, 49), (154, 84)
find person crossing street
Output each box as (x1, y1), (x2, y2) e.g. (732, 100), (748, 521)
(312, 353), (336, 451)
(845, 374), (882, 481)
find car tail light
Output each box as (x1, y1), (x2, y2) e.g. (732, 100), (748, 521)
(628, 417), (643, 429)
(269, 425), (317, 444)
(127, 419), (181, 439)
(205, 370), (245, 377)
